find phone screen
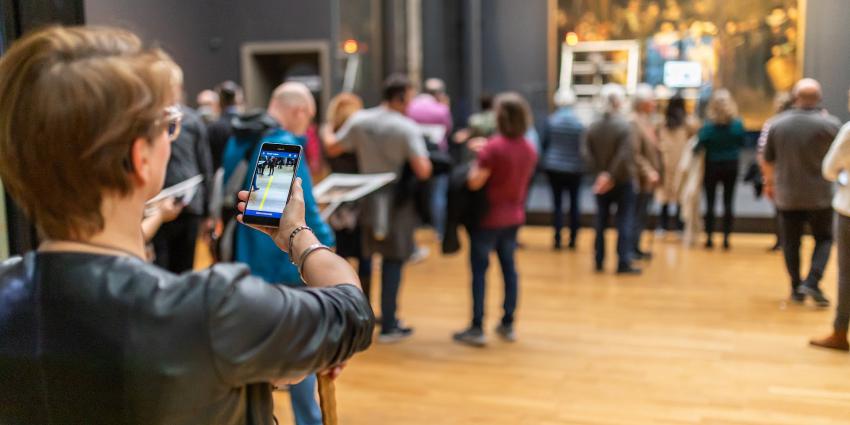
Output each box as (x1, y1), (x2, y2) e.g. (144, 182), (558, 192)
(243, 143), (301, 226)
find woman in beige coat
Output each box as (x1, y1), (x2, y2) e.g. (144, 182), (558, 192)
(656, 93), (697, 232)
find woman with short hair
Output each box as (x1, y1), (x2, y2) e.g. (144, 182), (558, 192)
(0, 26), (374, 425)
(695, 89), (746, 249)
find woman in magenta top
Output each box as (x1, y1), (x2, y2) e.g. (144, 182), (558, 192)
(453, 92), (538, 347)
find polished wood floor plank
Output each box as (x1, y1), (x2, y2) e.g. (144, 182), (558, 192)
(263, 228), (850, 424)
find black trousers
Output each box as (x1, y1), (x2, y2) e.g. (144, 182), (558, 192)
(152, 213), (202, 273)
(634, 191), (653, 252)
(546, 171), (582, 245)
(703, 160), (738, 239)
(778, 208), (833, 290)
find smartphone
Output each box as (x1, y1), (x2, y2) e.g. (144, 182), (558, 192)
(242, 143), (302, 227)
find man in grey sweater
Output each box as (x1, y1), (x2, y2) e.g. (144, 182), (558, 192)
(584, 84), (640, 275)
(763, 78), (841, 306)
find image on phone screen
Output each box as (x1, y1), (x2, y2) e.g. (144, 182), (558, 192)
(243, 144), (300, 226)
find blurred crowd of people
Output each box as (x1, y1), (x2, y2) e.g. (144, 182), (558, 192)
(140, 60), (850, 424)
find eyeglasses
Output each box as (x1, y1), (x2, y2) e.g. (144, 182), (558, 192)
(122, 105), (184, 172)
(162, 105), (183, 141)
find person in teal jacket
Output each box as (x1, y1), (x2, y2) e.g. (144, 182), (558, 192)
(694, 89), (746, 249)
(222, 82), (334, 425)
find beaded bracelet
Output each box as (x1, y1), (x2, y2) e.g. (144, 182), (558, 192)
(288, 225), (313, 264)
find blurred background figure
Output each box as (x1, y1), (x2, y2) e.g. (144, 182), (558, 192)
(453, 92), (537, 347)
(757, 91), (795, 252)
(541, 86), (585, 250)
(324, 92), (373, 301)
(407, 77), (453, 238)
(811, 86), (850, 351)
(656, 92), (697, 235)
(631, 84), (662, 259)
(585, 84), (641, 275)
(207, 80), (244, 171)
(152, 68), (214, 274)
(695, 89), (744, 250)
(196, 88), (220, 124)
(763, 78), (840, 306)
(323, 74), (433, 343)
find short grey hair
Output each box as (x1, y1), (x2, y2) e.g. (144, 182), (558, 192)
(599, 83), (626, 112)
(424, 78), (446, 96)
(633, 83), (655, 108)
(553, 87), (577, 107)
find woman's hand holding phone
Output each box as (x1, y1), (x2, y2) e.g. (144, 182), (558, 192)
(237, 177), (308, 253)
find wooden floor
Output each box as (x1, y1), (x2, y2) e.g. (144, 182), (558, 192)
(256, 228), (850, 425)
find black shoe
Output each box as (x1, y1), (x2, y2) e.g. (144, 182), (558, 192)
(800, 284), (830, 308)
(378, 325), (414, 343)
(722, 238), (731, 251)
(553, 240), (562, 250)
(495, 324), (516, 342)
(633, 250), (653, 261)
(616, 264), (642, 275)
(705, 239), (714, 250)
(452, 327), (486, 347)
(595, 262), (604, 273)
(790, 288), (805, 304)
(568, 239), (577, 250)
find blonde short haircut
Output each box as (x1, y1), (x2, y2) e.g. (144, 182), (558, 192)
(0, 26), (180, 240)
(706, 89), (738, 125)
(327, 93), (364, 132)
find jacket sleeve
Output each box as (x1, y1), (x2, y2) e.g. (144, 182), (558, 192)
(763, 124), (777, 163)
(582, 128), (597, 174)
(607, 127), (635, 177)
(194, 116), (215, 216)
(205, 264), (375, 386)
(631, 123), (658, 179)
(694, 124), (708, 152)
(823, 122), (850, 182)
(222, 135), (250, 185)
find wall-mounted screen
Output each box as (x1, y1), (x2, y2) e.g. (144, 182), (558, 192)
(663, 61), (702, 88)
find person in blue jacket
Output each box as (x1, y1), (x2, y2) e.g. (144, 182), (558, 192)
(223, 82), (334, 425)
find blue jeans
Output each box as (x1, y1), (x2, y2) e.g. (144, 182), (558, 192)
(381, 259), (404, 330)
(430, 174), (449, 238)
(289, 374), (321, 425)
(594, 183), (637, 268)
(469, 226), (520, 329)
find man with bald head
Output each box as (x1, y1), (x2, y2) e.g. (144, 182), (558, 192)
(764, 78), (842, 306)
(222, 81), (333, 425)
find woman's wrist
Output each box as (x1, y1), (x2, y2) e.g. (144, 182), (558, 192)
(289, 229), (319, 262)
(275, 223), (307, 252)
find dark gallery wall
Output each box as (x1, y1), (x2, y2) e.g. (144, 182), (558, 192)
(803, 0), (850, 122)
(85, 0), (336, 105)
(480, 0), (550, 131)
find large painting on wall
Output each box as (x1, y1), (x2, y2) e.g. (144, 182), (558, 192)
(556, 0), (802, 128)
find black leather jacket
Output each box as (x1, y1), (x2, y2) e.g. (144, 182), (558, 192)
(0, 252), (374, 425)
